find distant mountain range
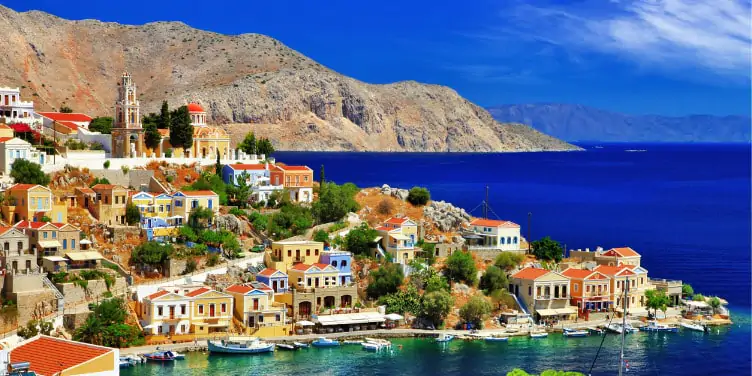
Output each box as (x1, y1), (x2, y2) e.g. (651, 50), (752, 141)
(487, 104), (751, 143)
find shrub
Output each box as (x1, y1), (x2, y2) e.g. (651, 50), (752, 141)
(531, 236), (564, 262)
(183, 259), (198, 274)
(10, 159), (50, 185)
(444, 250), (477, 285)
(376, 198), (394, 215)
(229, 208), (246, 218)
(692, 293), (705, 302)
(494, 252), (524, 271)
(121, 165), (130, 174)
(166, 175), (174, 183)
(459, 296), (492, 329)
(480, 265), (508, 293)
(103, 160), (110, 169)
(407, 187), (430, 206)
(366, 263), (404, 299)
(206, 253), (220, 267)
(313, 229), (329, 243)
(344, 223), (378, 256)
(422, 290), (454, 327)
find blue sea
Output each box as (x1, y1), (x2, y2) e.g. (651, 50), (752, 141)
(126, 143), (751, 375)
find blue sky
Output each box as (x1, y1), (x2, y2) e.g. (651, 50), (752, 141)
(6, 0), (751, 116)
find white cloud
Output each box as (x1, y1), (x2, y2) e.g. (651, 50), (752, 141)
(501, 0), (752, 79)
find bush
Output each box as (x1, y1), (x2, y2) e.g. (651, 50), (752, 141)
(494, 252), (524, 271)
(206, 253), (220, 267)
(10, 159), (50, 185)
(103, 160), (110, 169)
(313, 229), (329, 243)
(131, 242), (173, 268)
(183, 259), (198, 274)
(378, 285), (421, 316)
(344, 223), (378, 256)
(480, 265), (508, 293)
(531, 236), (563, 262)
(366, 263), (404, 299)
(228, 208), (246, 218)
(312, 182), (360, 223)
(376, 198), (394, 215)
(407, 187), (430, 206)
(682, 283), (694, 297)
(88, 117), (113, 134)
(692, 293), (705, 302)
(422, 290), (454, 327)
(125, 203), (141, 225)
(459, 296), (492, 329)
(121, 165), (130, 174)
(444, 250), (477, 285)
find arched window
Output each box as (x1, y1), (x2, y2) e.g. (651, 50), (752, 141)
(501, 237), (505, 245)
(513, 237), (518, 244)
(341, 260), (347, 267)
(331, 261), (337, 268)
(507, 237), (511, 244)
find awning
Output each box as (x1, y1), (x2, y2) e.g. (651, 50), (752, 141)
(535, 309), (559, 316)
(315, 312), (385, 326)
(684, 301), (709, 309)
(38, 241), (61, 248)
(65, 251), (104, 261)
(79, 239), (92, 245)
(296, 320), (315, 327)
(554, 308), (577, 315)
(42, 256), (67, 262)
(384, 313), (404, 320)
(389, 234), (409, 240)
(372, 236), (383, 243)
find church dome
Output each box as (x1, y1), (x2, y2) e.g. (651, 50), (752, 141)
(187, 103), (205, 113)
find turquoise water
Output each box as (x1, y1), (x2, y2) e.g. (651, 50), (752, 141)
(124, 311), (750, 376)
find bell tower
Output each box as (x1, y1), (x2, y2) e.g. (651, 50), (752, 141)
(111, 72), (145, 158)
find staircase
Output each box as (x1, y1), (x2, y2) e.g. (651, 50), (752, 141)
(375, 244), (386, 259)
(511, 293), (531, 317)
(42, 276), (65, 314)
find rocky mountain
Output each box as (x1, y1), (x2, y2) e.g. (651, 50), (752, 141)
(488, 104), (751, 143)
(0, 6), (578, 152)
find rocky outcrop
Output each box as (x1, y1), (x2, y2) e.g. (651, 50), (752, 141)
(0, 5), (580, 152)
(380, 184), (409, 201)
(215, 214), (249, 235)
(423, 200), (472, 232)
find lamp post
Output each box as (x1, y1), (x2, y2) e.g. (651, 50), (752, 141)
(527, 212), (532, 254)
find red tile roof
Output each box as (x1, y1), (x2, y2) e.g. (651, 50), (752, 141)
(13, 220), (50, 230)
(228, 164), (267, 170)
(470, 219), (520, 228)
(90, 184), (117, 190)
(291, 263), (312, 271)
(0, 124), (10, 129)
(374, 226), (392, 232)
(511, 267), (551, 280)
(11, 335), (112, 376)
(257, 268), (279, 277)
(187, 103), (205, 113)
(276, 165), (312, 172)
(0, 137), (14, 143)
(147, 290), (170, 300)
(606, 247), (640, 258)
(38, 112), (93, 123)
(225, 284), (253, 294)
(561, 268), (594, 279)
(0, 226), (13, 236)
(314, 263), (333, 270)
(57, 121), (79, 131)
(594, 265), (635, 277)
(185, 287), (211, 297)
(179, 190), (217, 197)
(8, 184), (38, 191)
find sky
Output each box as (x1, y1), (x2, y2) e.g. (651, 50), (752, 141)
(6, 0), (752, 116)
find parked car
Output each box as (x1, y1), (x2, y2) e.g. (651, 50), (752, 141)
(250, 245), (266, 253)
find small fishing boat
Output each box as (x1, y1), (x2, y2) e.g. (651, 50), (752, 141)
(435, 333), (454, 343)
(588, 327), (605, 335)
(171, 352), (185, 360)
(208, 337), (275, 354)
(529, 332), (548, 339)
(119, 358), (132, 368)
(484, 336), (509, 342)
(143, 350), (177, 362)
(311, 337), (340, 347)
(362, 338), (392, 352)
(342, 340), (364, 345)
(606, 323), (637, 334)
(680, 321), (708, 333)
(276, 343), (297, 351)
(562, 328), (589, 338)
(640, 321), (678, 333)
(293, 342), (309, 348)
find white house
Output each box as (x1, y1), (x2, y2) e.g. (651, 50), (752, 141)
(140, 290), (193, 335)
(0, 137), (48, 177)
(0, 87), (38, 125)
(463, 218), (522, 251)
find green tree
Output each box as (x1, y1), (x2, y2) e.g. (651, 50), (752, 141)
(444, 250), (477, 285)
(645, 289), (670, 318)
(407, 186), (430, 206)
(238, 132), (257, 155)
(188, 206), (215, 230)
(226, 172), (252, 208)
(169, 105), (193, 154)
(410, 266), (449, 293)
(125, 203), (141, 225)
(215, 153), (222, 175)
(10, 159), (50, 185)
(17, 319), (53, 339)
(494, 252), (524, 271)
(319, 164), (325, 187)
(366, 263), (404, 299)
(313, 229), (330, 244)
(88, 117), (113, 134)
(344, 223), (378, 256)
(480, 265), (508, 293)
(157, 101), (171, 129)
(378, 285), (422, 316)
(692, 293), (705, 302)
(40, 216), (51, 223)
(459, 296), (492, 329)
(422, 290), (453, 327)
(89, 177), (111, 187)
(682, 283), (694, 298)
(143, 113), (162, 150)
(419, 241), (436, 265)
(178, 225), (198, 243)
(312, 182), (360, 223)
(131, 241), (173, 268)
(59, 105), (73, 113)
(256, 137), (275, 156)
(74, 298), (143, 347)
(531, 236), (564, 262)
(708, 296), (722, 313)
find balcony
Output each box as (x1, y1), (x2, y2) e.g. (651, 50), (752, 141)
(535, 295), (569, 300)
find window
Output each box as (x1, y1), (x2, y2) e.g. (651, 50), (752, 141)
(16, 242), (22, 252)
(585, 285), (590, 293)
(198, 304), (204, 314)
(315, 249), (319, 256)
(259, 315), (264, 323)
(180, 324), (186, 333)
(276, 314), (281, 321)
(574, 284), (578, 292)
(513, 237), (518, 244)
(71, 239), (76, 249)
(43, 232), (48, 239)
(62, 239), (67, 250)
(221, 303), (227, 313)
(191, 200), (198, 209)
(528, 286), (533, 296)
(501, 237), (505, 244)
(52, 232), (56, 238)
(287, 250), (291, 257)
(158, 326), (162, 334)
(341, 260), (347, 267)
(306, 249), (310, 256)
(331, 261), (337, 267)
(158, 306), (163, 316)
(175, 200), (182, 207)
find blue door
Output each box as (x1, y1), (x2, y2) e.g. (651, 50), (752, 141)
(208, 200), (213, 209)
(62, 239), (67, 250)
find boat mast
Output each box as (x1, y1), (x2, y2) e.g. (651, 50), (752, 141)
(484, 185), (489, 219)
(618, 276), (629, 376)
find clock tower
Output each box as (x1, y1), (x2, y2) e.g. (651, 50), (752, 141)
(111, 72), (144, 158)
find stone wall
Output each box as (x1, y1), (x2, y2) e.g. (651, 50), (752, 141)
(435, 243), (462, 258)
(110, 226), (141, 243)
(165, 258), (189, 278)
(55, 277), (127, 305)
(15, 290), (57, 324)
(471, 249), (525, 262)
(64, 311), (90, 330)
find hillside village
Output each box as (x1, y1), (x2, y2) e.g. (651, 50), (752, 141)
(0, 72), (732, 374)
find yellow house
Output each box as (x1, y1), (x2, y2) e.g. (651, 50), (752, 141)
(140, 290), (192, 335)
(11, 335), (118, 376)
(171, 190), (219, 223)
(185, 287), (234, 335)
(594, 264), (650, 315)
(267, 240), (324, 273)
(3, 184), (67, 223)
(226, 282), (289, 337)
(130, 191), (173, 219)
(375, 217), (419, 264)
(288, 263), (341, 289)
(90, 184), (129, 226)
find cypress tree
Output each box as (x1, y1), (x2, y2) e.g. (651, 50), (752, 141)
(169, 106), (193, 155)
(157, 101), (170, 129)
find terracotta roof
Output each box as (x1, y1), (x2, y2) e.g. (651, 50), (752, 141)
(13, 220), (50, 230)
(187, 103), (205, 113)
(374, 226), (392, 232)
(511, 267), (551, 280)
(147, 290), (170, 300)
(57, 121), (79, 131)
(8, 184), (38, 191)
(38, 112), (93, 123)
(11, 335), (112, 376)
(158, 129), (170, 136)
(50, 222), (75, 230)
(0, 124), (10, 129)
(257, 268), (280, 277)
(606, 247), (640, 258)
(0, 226), (13, 236)
(314, 263), (332, 270)
(90, 184), (117, 190)
(75, 187), (95, 194)
(225, 284), (253, 294)
(470, 219), (520, 228)
(291, 263), (312, 271)
(385, 217), (409, 225)
(185, 287), (211, 297)
(276, 165), (312, 172)
(594, 265), (635, 277)
(561, 268), (595, 279)
(228, 164), (267, 170)
(179, 190), (217, 197)
(0, 137), (14, 143)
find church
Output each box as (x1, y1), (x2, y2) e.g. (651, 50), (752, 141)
(110, 72), (230, 159)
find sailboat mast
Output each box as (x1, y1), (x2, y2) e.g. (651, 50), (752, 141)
(618, 276), (629, 376)
(484, 185), (489, 219)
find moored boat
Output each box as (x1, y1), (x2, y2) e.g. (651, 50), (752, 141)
(529, 332), (548, 339)
(640, 321), (678, 333)
(484, 336), (509, 342)
(312, 337), (340, 347)
(562, 328), (589, 338)
(606, 323), (636, 334)
(588, 327), (604, 335)
(362, 338), (391, 352)
(143, 351), (177, 362)
(435, 333), (454, 343)
(293, 342), (309, 348)
(343, 340), (364, 345)
(276, 343), (297, 351)
(208, 337), (275, 354)
(680, 321), (708, 333)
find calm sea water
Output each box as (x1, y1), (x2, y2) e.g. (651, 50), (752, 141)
(125, 144), (752, 375)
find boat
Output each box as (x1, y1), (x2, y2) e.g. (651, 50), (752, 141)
(171, 352), (185, 360)
(119, 358), (132, 368)
(143, 350), (177, 362)
(293, 342), (309, 348)
(276, 343), (298, 351)
(640, 321), (678, 333)
(484, 336), (509, 342)
(680, 321), (708, 333)
(208, 337), (275, 354)
(362, 338), (392, 352)
(606, 323), (636, 334)
(529, 332), (548, 339)
(342, 340), (364, 345)
(311, 337), (340, 347)
(588, 327), (605, 335)
(563, 328), (589, 338)
(435, 333), (454, 343)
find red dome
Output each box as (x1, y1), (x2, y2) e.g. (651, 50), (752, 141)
(187, 103), (205, 113)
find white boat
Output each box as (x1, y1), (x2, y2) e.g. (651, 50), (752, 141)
(436, 333), (454, 343)
(606, 323), (636, 334)
(562, 328), (589, 337)
(680, 321), (708, 333)
(208, 337), (275, 354)
(311, 337), (340, 347)
(529, 332), (548, 339)
(640, 321), (678, 333)
(361, 338), (391, 352)
(293, 342), (309, 348)
(276, 343), (297, 351)
(343, 340), (364, 345)
(484, 336), (509, 342)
